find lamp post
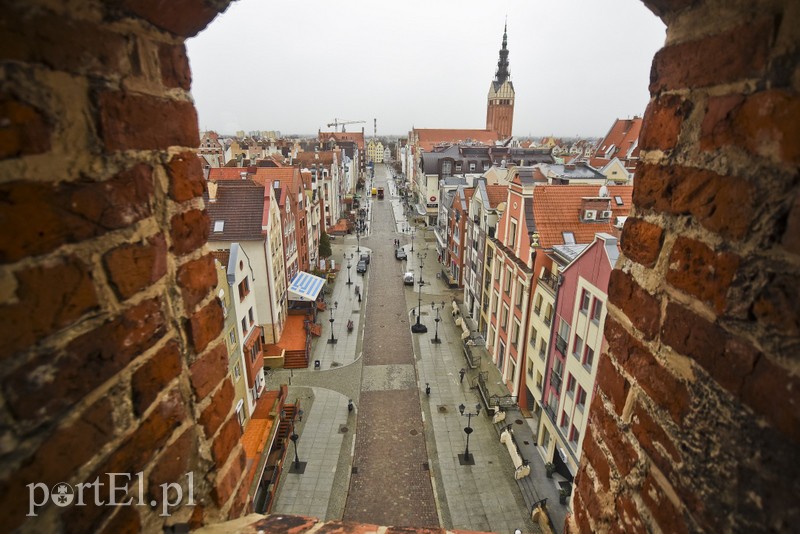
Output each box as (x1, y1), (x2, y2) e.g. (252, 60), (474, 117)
(431, 302), (442, 344)
(346, 259), (353, 286)
(411, 277), (427, 334)
(356, 231), (361, 253)
(410, 228), (415, 252)
(328, 309), (337, 344)
(417, 252), (427, 284)
(458, 403), (481, 465)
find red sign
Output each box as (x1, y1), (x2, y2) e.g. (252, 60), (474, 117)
(429, 196), (436, 202)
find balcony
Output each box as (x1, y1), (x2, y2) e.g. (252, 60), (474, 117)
(549, 371), (562, 391)
(539, 272), (558, 295)
(555, 335), (568, 355)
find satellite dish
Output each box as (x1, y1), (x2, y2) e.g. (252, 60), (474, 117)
(599, 185), (609, 197)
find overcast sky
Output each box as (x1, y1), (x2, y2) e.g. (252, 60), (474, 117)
(187, 0), (666, 138)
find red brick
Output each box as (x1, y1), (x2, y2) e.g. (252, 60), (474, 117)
(639, 94), (691, 151)
(0, 255), (98, 360)
(571, 492), (592, 533)
(0, 10), (128, 78)
(148, 428), (199, 503)
(595, 352), (630, 417)
(0, 164), (154, 263)
(605, 316), (690, 424)
(167, 150), (205, 202)
(177, 253), (217, 311)
(581, 423), (611, 489)
(170, 208), (209, 255)
(781, 192), (800, 254)
(666, 236), (740, 314)
(620, 218), (664, 268)
(741, 355), (800, 444)
(103, 233), (167, 300)
(0, 397), (114, 530)
(634, 164), (755, 241)
(616, 495), (646, 534)
(752, 273), (800, 338)
(158, 42), (192, 90)
(701, 90), (800, 165)
(190, 342), (228, 400)
(0, 94), (51, 159)
(187, 298), (224, 353)
(631, 401), (681, 479)
(200, 378), (234, 437)
(649, 17), (773, 92)
(131, 340), (182, 416)
(120, 0), (223, 37)
(99, 505), (141, 534)
(5, 298), (165, 419)
(98, 91), (200, 151)
(212, 447), (246, 507)
(609, 269), (661, 340)
(592, 410), (638, 478)
(229, 473), (252, 518)
(212, 416), (242, 465)
(640, 472), (689, 534)
(64, 388), (186, 533)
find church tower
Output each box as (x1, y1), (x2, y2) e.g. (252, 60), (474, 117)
(486, 23), (515, 139)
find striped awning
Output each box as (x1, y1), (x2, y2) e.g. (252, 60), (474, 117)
(288, 271), (326, 302)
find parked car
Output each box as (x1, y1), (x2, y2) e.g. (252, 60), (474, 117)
(357, 260), (367, 274)
(360, 253), (370, 265)
(395, 248), (407, 260)
(403, 272), (415, 285)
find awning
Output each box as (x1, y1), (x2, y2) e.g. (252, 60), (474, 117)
(288, 271), (326, 302)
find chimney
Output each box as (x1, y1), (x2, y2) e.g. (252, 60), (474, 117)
(240, 171), (247, 180)
(208, 181), (218, 202)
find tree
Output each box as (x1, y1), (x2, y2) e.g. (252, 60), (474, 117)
(319, 230), (332, 259)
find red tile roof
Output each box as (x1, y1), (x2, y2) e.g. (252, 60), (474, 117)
(205, 180), (266, 241)
(484, 185), (508, 208)
(294, 150), (335, 166)
(532, 184), (633, 248)
(319, 131), (365, 150)
(208, 167), (256, 180)
(253, 167), (298, 188)
(595, 117), (642, 163)
(414, 128), (499, 151)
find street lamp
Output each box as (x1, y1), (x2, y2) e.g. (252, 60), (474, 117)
(328, 309), (337, 344)
(411, 277), (427, 334)
(288, 429), (306, 474)
(431, 302), (442, 344)
(417, 252), (427, 284)
(458, 403), (482, 465)
(346, 259), (353, 286)
(357, 231), (361, 253)
(410, 228), (415, 252)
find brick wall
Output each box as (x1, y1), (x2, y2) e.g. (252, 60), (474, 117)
(0, 1), (248, 531)
(571, 0), (799, 532)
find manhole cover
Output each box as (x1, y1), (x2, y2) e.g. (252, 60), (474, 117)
(437, 405), (448, 413)
(515, 419), (524, 425)
(339, 425), (349, 433)
(410, 429), (418, 436)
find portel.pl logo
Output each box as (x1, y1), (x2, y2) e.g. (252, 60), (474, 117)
(27, 472), (195, 518)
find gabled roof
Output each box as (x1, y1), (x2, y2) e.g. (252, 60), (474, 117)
(205, 180), (266, 241)
(595, 117), (642, 162)
(294, 150), (335, 166)
(253, 167), (298, 190)
(208, 167), (256, 180)
(414, 128), (499, 151)
(319, 131), (365, 150)
(484, 184), (507, 208)
(531, 185), (633, 248)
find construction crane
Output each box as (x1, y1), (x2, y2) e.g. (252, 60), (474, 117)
(327, 118), (366, 132)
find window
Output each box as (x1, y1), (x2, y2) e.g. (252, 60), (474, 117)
(492, 292), (499, 314)
(241, 317), (248, 336)
(592, 299), (603, 322)
(504, 269), (512, 293)
(576, 387), (587, 411)
(539, 340), (548, 360)
(248, 307), (254, 325)
(213, 220), (224, 232)
(529, 326), (537, 346)
(580, 289), (590, 313)
(527, 359), (533, 377)
(584, 346), (595, 368)
(238, 278), (250, 301)
(534, 294), (543, 314)
(562, 231), (575, 245)
(233, 363), (241, 381)
(501, 305), (509, 329)
(483, 162), (490, 171)
(236, 400), (245, 428)
(249, 338), (260, 363)
(515, 281), (523, 307)
(536, 371), (543, 390)
(469, 162), (476, 171)
(557, 320), (570, 353)
(543, 304), (553, 326)
(229, 330), (236, 345)
(570, 424), (580, 445)
(509, 220), (517, 246)
(573, 335), (584, 359)
(566, 374), (576, 396)
(455, 162), (462, 172)
(511, 320), (520, 347)
(442, 160), (452, 176)
(614, 195), (624, 205)
(560, 411), (570, 430)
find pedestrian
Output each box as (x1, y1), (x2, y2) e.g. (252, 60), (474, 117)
(334, 300), (338, 310)
(459, 368), (466, 384)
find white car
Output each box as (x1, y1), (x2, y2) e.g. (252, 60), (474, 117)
(403, 272), (415, 286)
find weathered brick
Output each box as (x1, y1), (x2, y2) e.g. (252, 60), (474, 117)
(741, 355), (800, 444)
(170, 209), (209, 256)
(186, 299), (224, 353)
(0, 255), (98, 360)
(0, 10), (128, 78)
(131, 340), (182, 416)
(158, 42), (192, 90)
(189, 342), (228, 400)
(99, 504), (141, 534)
(119, 0), (223, 37)
(616, 495), (646, 534)
(211, 417), (242, 465)
(64, 388), (186, 533)
(593, 410), (637, 478)
(148, 428), (199, 503)
(98, 91), (200, 151)
(634, 164), (755, 240)
(620, 218), (664, 268)
(103, 233), (167, 300)
(0, 397), (114, 530)
(605, 316), (690, 424)
(0, 94), (51, 159)
(650, 17), (773, 92)
(581, 423), (611, 489)
(639, 94), (691, 150)
(631, 401), (681, 479)
(212, 447), (246, 507)
(200, 378), (234, 437)
(167, 150), (205, 202)
(177, 253), (217, 311)
(751, 273), (800, 339)
(609, 269), (661, 340)
(229, 473), (251, 518)
(571, 492), (592, 533)
(701, 89), (800, 165)
(640, 472), (689, 534)
(0, 165), (154, 263)
(595, 352), (630, 417)
(666, 236), (740, 314)
(5, 298), (165, 419)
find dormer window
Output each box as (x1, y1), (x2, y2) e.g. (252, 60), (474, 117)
(213, 221), (224, 232)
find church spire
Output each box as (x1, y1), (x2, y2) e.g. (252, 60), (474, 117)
(495, 22), (510, 83)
